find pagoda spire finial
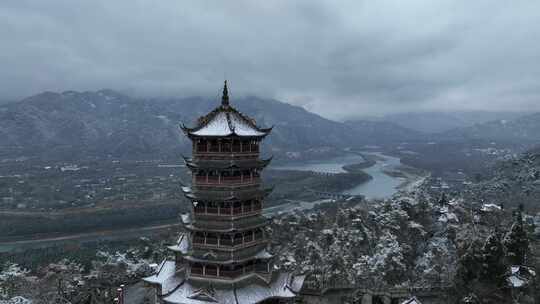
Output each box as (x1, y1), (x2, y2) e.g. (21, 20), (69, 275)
(221, 80), (229, 107)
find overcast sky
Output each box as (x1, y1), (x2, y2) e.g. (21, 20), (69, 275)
(1, 1), (539, 119)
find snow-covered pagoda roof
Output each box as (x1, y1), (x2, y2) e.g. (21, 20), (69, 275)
(168, 233), (190, 255)
(181, 81), (272, 138)
(183, 156), (272, 170)
(143, 258), (305, 304)
(401, 297), (423, 304)
(143, 260), (185, 296)
(161, 270), (305, 304)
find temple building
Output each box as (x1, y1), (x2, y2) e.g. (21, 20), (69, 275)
(143, 82), (305, 304)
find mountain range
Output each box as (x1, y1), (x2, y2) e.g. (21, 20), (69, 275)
(0, 89), (539, 161)
(370, 111), (526, 133)
(440, 113), (540, 144)
(0, 90), (418, 161)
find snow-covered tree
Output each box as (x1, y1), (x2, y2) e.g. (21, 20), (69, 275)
(0, 264), (30, 301)
(455, 240), (483, 291)
(503, 210), (529, 265)
(480, 230), (507, 283)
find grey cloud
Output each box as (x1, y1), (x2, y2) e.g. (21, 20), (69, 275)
(1, 0), (539, 120)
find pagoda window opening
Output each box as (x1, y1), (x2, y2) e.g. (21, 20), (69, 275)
(222, 264), (243, 278)
(254, 228), (264, 241)
(230, 170), (241, 182)
(251, 141), (259, 152)
(255, 260), (269, 273)
(220, 201), (232, 215)
(207, 202), (218, 214)
(207, 170), (218, 183)
(220, 265), (232, 278)
(238, 170), (247, 182)
(253, 200), (262, 211)
(196, 139), (208, 152)
(220, 234), (233, 247)
(243, 200), (252, 213)
(206, 232), (218, 245)
(244, 230), (254, 243)
(221, 139), (232, 152)
(232, 139), (241, 152)
(209, 140), (219, 152)
(195, 170), (207, 183)
(241, 140), (251, 153)
(191, 263), (203, 275)
(233, 233), (243, 246)
(233, 201), (242, 215)
(196, 170), (261, 185)
(244, 260), (255, 273)
(193, 232), (205, 244)
(194, 201), (205, 214)
(205, 264), (218, 277)
(220, 171), (231, 183)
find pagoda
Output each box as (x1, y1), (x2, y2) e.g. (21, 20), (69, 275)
(143, 82), (304, 304)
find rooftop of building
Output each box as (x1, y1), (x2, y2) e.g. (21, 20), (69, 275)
(181, 81), (272, 138)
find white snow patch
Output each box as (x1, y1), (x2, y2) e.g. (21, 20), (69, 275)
(508, 275), (526, 287)
(192, 112), (266, 137)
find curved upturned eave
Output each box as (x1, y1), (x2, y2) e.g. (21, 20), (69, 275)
(183, 250), (273, 265)
(183, 156), (273, 170)
(184, 130), (271, 139)
(181, 186), (273, 202)
(182, 219), (270, 233)
(179, 105), (272, 139)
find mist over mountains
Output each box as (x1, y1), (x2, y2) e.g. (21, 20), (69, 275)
(0, 89), (538, 161)
(370, 111), (526, 133)
(440, 113), (540, 143)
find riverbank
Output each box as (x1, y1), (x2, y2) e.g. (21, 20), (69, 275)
(274, 151), (427, 200)
(383, 164), (429, 191)
(342, 152), (428, 199)
(342, 153), (377, 172)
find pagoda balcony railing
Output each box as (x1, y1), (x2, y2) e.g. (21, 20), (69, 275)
(190, 262), (269, 280)
(193, 152), (259, 160)
(194, 176), (260, 186)
(190, 215), (268, 231)
(189, 243), (269, 264)
(191, 266), (203, 276)
(194, 145), (259, 154)
(219, 268), (244, 278)
(205, 267), (218, 277)
(192, 237), (266, 250)
(199, 145), (243, 153)
(194, 204), (262, 217)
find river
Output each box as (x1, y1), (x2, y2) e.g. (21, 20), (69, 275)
(273, 152), (407, 199)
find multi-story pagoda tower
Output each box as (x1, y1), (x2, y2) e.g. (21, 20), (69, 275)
(143, 82), (304, 304)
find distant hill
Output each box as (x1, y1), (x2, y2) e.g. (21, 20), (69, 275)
(375, 111), (526, 133)
(5, 90), (533, 162)
(440, 112), (540, 144)
(0, 90), (421, 161)
(344, 120), (424, 144)
(470, 148), (540, 211)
